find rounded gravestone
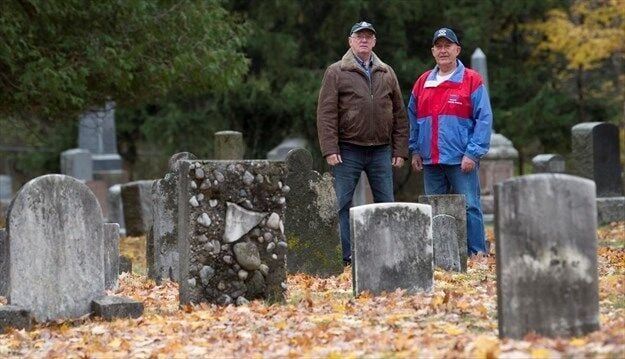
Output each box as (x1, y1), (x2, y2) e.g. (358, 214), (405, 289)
(7, 174), (106, 322)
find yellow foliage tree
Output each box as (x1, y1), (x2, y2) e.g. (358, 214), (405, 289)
(525, 0), (625, 127)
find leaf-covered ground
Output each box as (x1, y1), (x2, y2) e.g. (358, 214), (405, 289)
(0, 223), (623, 358)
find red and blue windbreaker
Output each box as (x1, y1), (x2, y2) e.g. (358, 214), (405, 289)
(408, 60), (492, 165)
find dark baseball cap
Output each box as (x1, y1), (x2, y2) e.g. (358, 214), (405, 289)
(432, 27), (459, 45)
(350, 21), (376, 35)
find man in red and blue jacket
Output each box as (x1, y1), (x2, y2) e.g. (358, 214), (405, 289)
(408, 27), (492, 256)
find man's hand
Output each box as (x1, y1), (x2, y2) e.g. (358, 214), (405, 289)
(411, 154), (423, 172)
(325, 153), (342, 166)
(392, 157), (404, 168)
(461, 156), (476, 173)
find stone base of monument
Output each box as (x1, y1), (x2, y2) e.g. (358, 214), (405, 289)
(597, 197), (625, 225)
(91, 296), (144, 321)
(0, 305), (32, 333)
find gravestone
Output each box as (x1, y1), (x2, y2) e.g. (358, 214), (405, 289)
(495, 173), (599, 339)
(107, 184), (126, 236)
(103, 223), (120, 290)
(432, 214), (460, 271)
(571, 122), (623, 197)
(0, 175), (12, 201)
(267, 137), (309, 160)
(0, 229), (7, 297)
(6, 174), (106, 321)
(479, 133), (519, 221)
(214, 131), (245, 160)
(351, 203), (433, 295)
(178, 159), (288, 305)
(532, 154), (565, 173)
(471, 48), (489, 92)
(418, 194), (467, 271)
(284, 149), (342, 277)
(121, 180), (155, 237)
(148, 152), (196, 283)
(78, 101), (123, 173)
(0, 175), (12, 222)
(60, 148), (93, 181)
(86, 180), (110, 221)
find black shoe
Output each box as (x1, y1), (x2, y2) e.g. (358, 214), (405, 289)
(343, 258), (352, 267)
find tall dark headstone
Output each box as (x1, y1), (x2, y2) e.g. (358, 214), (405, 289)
(495, 174), (599, 339)
(571, 122), (623, 197)
(121, 180), (155, 237)
(351, 203), (433, 295)
(284, 149), (342, 277)
(78, 101), (122, 173)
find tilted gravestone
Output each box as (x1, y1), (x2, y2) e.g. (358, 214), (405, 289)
(419, 195), (467, 271)
(351, 203), (433, 295)
(178, 160), (288, 305)
(121, 180), (155, 237)
(532, 154), (565, 174)
(495, 173), (599, 339)
(6, 175), (106, 321)
(214, 131), (245, 160)
(432, 214), (460, 272)
(148, 152), (196, 283)
(571, 122), (623, 197)
(284, 149), (342, 277)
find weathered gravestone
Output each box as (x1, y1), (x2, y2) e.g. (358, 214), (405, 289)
(6, 175), (107, 321)
(432, 214), (460, 272)
(571, 122), (623, 197)
(214, 131), (245, 160)
(178, 160), (288, 305)
(532, 154), (565, 174)
(107, 184), (126, 236)
(495, 174), (599, 339)
(351, 203), (433, 295)
(419, 195), (467, 271)
(103, 223), (120, 290)
(78, 101), (122, 173)
(283, 149), (342, 277)
(148, 152), (196, 283)
(121, 180), (155, 237)
(0, 229), (7, 297)
(479, 133), (519, 221)
(60, 148), (93, 182)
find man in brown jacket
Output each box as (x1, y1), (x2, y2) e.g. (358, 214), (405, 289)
(317, 21), (409, 266)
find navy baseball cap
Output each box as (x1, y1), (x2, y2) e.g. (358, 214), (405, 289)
(350, 21), (376, 35)
(432, 27), (459, 45)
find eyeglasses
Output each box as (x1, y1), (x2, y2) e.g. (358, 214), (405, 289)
(351, 33), (375, 41)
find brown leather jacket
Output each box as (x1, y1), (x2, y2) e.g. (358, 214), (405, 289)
(316, 50), (408, 158)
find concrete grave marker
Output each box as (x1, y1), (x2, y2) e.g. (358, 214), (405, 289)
(495, 173), (600, 339)
(214, 131), (245, 160)
(532, 154), (565, 174)
(60, 148), (93, 181)
(178, 160), (288, 305)
(351, 203), (433, 295)
(284, 149), (342, 277)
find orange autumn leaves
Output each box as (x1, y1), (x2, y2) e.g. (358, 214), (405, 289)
(0, 222), (623, 357)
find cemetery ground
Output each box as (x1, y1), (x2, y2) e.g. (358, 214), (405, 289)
(0, 223), (623, 358)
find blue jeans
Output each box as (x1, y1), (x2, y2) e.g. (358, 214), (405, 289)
(423, 164), (487, 255)
(333, 143), (395, 261)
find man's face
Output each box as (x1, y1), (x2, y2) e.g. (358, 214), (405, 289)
(431, 38), (461, 68)
(348, 30), (376, 60)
